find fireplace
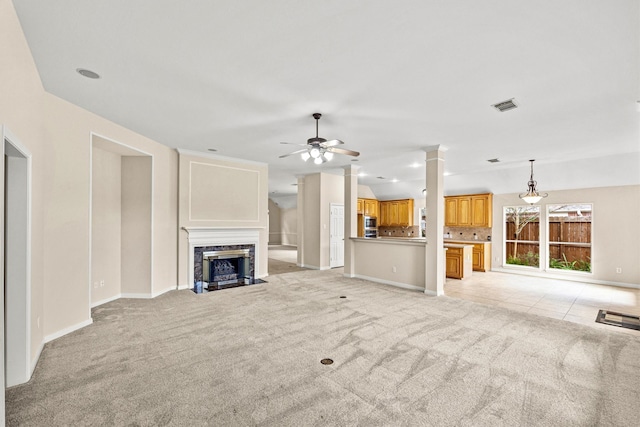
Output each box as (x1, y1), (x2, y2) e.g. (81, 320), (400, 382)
(203, 249), (251, 290)
(184, 227), (263, 292)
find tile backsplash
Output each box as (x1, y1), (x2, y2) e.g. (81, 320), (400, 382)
(379, 225), (421, 237)
(444, 226), (492, 241)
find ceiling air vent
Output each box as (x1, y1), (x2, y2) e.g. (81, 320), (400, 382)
(487, 158), (500, 163)
(492, 98), (518, 112)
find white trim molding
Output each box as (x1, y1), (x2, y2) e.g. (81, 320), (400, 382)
(44, 318), (93, 344)
(183, 227), (261, 287)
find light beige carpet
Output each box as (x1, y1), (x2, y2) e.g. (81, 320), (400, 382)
(267, 257), (308, 275)
(7, 269), (640, 426)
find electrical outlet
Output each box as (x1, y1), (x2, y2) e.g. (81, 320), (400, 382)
(616, 267), (622, 274)
(100, 280), (105, 287)
(392, 266), (397, 273)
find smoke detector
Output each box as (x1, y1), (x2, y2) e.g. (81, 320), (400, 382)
(492, 98), (518, 112)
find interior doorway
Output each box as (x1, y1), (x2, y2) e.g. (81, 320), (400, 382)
(3, 127), (31, 387)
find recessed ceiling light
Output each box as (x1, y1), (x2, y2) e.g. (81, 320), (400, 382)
(76, 68), (100, 79)
(358, 172), (367, 177)
(391, 178), (398, 183)
(208, 148), (217, 152)
(409, 162), (421, 168)
(487, 158), (500, 163)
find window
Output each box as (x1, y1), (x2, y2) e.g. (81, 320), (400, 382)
(504, 206), (540, 268)
(547, 204), (592, 272)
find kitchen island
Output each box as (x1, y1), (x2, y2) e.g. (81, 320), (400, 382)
(351, 237), (428, 292)
(443, 243), (473, 279)
(350, 237), (473, 293)
(445, 239), (492, 271)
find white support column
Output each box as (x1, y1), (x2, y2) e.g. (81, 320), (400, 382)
(296, 175), (305, 267)
(343, 165), (359, 277)
(425, 146), (446, 295)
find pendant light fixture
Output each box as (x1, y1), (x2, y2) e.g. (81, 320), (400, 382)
(519, 159), (547, 204)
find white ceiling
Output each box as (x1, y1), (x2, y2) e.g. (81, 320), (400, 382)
(14, 0), (640, 200)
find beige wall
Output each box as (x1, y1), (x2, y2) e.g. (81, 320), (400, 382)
(177, 151), (269, 285)
(268, 198), (282, 244)
(302, 174), (321, 268)
(0, 0), (179, 398)
(1, 0), (47, 380)
(281, 207), (297, 246)
(300, 173), (344, 269)
(353, 240), (426, 290)
(91, 147), (122, 304)
(121, 156), (153, 295)
(492, 185), (640, 286)
(320, 173), (344, 267)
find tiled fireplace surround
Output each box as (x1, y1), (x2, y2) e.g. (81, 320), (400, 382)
(185, 228), (260, 288)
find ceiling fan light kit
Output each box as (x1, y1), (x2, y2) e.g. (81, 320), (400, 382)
(280, 113), (360, 164)
(519, 159), (548, 204)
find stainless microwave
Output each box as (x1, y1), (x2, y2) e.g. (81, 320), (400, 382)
(364, 216), (377, 229)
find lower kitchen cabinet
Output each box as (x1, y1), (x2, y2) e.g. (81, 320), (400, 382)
(445, 244), (473, 279)
(449, 240), (492, 272)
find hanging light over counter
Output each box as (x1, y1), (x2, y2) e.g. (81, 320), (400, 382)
(519, 159), (547, 204)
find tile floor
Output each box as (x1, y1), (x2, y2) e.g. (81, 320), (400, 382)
(445, 270), (640, 336)
(268, 246), (640, 336)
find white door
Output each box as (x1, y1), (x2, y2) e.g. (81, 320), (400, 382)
(330, 204), (344, 268)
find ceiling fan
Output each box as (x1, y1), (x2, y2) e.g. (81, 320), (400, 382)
(279, 113), (360, 164)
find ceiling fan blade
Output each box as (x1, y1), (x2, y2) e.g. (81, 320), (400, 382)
(279, 149), (309, 158)
(280, 141), (307, 147)
(327, 147), (360, 157)
(322, 139), (344, 147)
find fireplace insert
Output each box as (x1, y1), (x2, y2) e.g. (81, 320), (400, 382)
(202, 249), (251, 290)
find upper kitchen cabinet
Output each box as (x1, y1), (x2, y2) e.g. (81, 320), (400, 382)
(362, 198), (379, 217)
(379, 199), (414, 227)
(357, 199), (364, 215)
(445, 193), (493, 227)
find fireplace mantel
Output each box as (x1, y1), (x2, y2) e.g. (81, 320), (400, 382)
(185, 228), (261, 287)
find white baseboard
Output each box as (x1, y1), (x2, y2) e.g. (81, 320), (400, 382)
(491, 267), (640, 289)
(31, 339), (45, 375)
(352, 274), (424, 293)
(91, 293), (121, 308)
(120, 292), (154, 299)
(151, 287), (175, 298)
(44, 318), (93, 344)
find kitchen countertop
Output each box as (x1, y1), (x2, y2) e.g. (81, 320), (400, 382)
(445, 239), (492, 244)
(351, 237), (481, 247)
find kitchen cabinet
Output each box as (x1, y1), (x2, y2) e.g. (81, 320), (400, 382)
(379, 199), (414, 227)
(358, 198), (378, 217)
(448, 240), (492, 272)
(445, 244), (473, 279)
(445, 193), (492, 227)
